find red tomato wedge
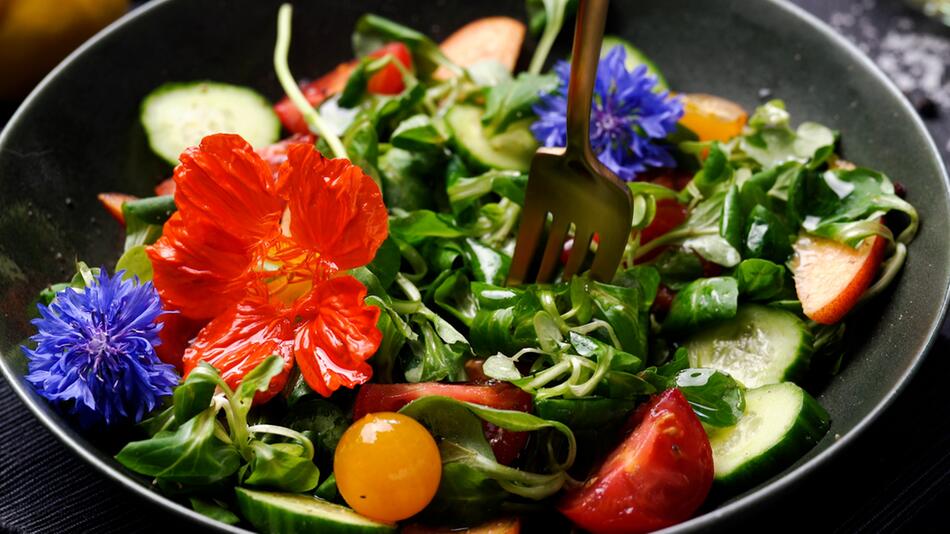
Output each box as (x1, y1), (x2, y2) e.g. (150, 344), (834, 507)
(366, 42), (413, 95)
(640, 199), (688, 245)
(154, 177), (176, 197)
(274, 42), (412, 134)
(97, 192), (138, 225)
(274, 61), (356, 134)
(256, 132), (316, 176)
(354, 383), (532, 465)
(560, 389), (713, 534)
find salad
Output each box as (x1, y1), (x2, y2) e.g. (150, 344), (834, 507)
(21, 2), (920, 533)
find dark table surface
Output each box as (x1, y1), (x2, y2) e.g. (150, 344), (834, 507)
(1, 0), (949, 532)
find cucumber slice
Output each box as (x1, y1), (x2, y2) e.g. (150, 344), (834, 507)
(601, 35), (669, 92)
(235, 488), (396, 534)
(708, 382), (830, 490)
(141, 81), (280, 165)
(684, 304), (812, 388)
(445, 104), (537, 172)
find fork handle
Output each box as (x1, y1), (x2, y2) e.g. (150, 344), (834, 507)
(565, 0), (609, 163)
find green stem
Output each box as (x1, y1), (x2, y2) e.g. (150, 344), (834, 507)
(570, 319), (621, 350)
(860, 242), (907, 303)
(487, 198), (521, 245)
(218, 395), (251, 461)
(528, 3), (567, 75)
(632, 227), (715, 262)
(395, 273), (422, 302)
(274, 4), (347, 159)
(248, 424), (316, 461)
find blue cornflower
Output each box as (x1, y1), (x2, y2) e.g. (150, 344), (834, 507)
(22, 269), (179, 428)
(531, 45), (684, 181)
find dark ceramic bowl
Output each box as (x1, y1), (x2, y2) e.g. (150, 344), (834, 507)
(1, 0), (947, 532)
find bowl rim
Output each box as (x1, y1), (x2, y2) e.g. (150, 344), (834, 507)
(0, 0), (947, 532)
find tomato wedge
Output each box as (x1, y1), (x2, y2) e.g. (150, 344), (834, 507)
(256, 132), (316, 176)
(366, 42), (413, 95)
(154, 177), (176, 197)
(354, 383), (532, 465)
(640, 199), (688, 245)
(560, 389), (713, 534)
(274, 42), (412, 134)
(274, 61), (355, 134)
(97, 192), (138, 225)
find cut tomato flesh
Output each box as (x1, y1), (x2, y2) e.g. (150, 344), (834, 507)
(560, 389), (713, 534)
(97, 192), (138, 225)
(792, 233), (886, 324)
(366, 42), (412, 95)
(274, 62), (355, 134)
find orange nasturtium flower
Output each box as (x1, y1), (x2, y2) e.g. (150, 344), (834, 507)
(147, 133), (389, 401)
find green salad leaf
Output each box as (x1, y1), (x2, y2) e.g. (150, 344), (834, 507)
(663, 277), (739, 335)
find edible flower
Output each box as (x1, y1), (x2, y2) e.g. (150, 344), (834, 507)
(147, 134), (388, 401)
(531, 45), (684, 181)
(22, 269), (178, 427)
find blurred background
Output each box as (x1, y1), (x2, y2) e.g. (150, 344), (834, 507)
(0, 0), (948, 532)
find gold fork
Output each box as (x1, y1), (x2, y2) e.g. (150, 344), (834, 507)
(507, 0), (633, 286)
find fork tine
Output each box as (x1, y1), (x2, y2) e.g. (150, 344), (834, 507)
(563, 225), (593, 280)
(589, 230), (627, 282)
(507, 204), (548, 286)
(536, 216), (571, 283)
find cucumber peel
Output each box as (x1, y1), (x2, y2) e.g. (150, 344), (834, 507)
(445, 104), (536, 172)
(141, 81), (280, 165)
(235, 487), (396, 534)
(708, 382), (830, 491)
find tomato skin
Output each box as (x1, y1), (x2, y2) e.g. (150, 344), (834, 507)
(154, 177), (176, 197)
(354, 383), (532, 465)
(274, 42), (411, 134)
(559, 389), (713, 534)
(641, 199), (688, 245)
(335, 412), (442, 522)
(366, 42), (413, 95)
(97, 192), (137, 225)
(679, 93), (748, 143)
(274, 61), (355, 134)
(255, 132), (315, 176)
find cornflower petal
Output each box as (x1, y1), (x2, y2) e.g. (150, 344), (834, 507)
(531, 45), (684, 180)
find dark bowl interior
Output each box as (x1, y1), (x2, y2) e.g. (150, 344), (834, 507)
(0, 0), (947, 532)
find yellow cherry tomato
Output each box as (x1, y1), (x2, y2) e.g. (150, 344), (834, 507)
(334, 412), (441, 523)
(679, 93), (748, 142)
